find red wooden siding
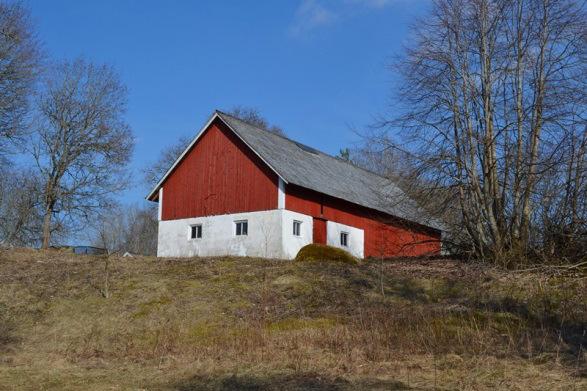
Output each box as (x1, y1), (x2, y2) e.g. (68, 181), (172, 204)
(160, 119), (278, 220)
(286, 184), (441, 258)
(313, 218), (327, 244)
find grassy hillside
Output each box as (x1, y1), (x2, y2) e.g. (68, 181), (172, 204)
(0, 249), (585, 390)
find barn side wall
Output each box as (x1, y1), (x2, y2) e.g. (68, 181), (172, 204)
(285, 184), (441, 258)
(158, 210), (283, 258)
(157, 209), (315, 259)
(160, 119), (279, 220)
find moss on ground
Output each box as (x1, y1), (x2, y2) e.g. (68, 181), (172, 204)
(132, 296), (173, 318)
(294, 244), (359, 264)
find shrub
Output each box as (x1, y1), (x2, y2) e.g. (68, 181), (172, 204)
(294, 244), (359, 264)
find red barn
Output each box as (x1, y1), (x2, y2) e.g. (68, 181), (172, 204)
(146, 111), (442, 259)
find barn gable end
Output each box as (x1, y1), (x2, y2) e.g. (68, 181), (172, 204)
(158, 118), (279, 220)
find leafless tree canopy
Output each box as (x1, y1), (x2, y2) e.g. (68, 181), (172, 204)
(29, 59), (134, 248)
(229, 106), (285, 136)
(0, 167), (44, 247)
(369, 0), (586, 265)
(0, 2), (40, 156)
(94, 203), (158, 255)
(143, 135), (191, 188)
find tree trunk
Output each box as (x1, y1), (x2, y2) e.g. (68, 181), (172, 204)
(511, 0), (525, 246)
(520, 0), (549, 245)
(41, 207), (52, 249)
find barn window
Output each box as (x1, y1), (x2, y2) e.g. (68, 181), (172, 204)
(293, 220), (301, 236)
(235, 220), (248, 236)
(190, 224), (202, 239)
(340, 232), (348, 247)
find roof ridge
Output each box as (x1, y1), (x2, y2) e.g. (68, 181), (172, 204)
(216, 110), (394, 183)
(216, 110), (318, 148)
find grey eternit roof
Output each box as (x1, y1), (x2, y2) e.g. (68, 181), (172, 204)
(216, 111), (442, 231)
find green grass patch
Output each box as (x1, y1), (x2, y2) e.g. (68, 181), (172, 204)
(132, 296), (173, 319)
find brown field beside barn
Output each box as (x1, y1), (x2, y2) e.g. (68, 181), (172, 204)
(0, 248), (585, 390)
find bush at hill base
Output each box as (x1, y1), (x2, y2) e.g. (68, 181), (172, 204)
(294, 244), (359, 265)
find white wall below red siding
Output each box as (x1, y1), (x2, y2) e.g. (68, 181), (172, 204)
(326, 220), (364, 258)
(157, 209), (364, 259)
(280, 209), (313, 259)
(158, 210), (283, 258)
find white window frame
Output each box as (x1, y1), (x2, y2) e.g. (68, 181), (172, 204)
(235, 220), (248, 236)
(340, 231), (349, 247)
(189, 224), (202, 239)
(293, 220), (302, 237)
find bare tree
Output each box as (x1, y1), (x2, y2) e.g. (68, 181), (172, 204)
(0, 167), (44, 247)
(94, 203), (158, 255)
(229, 106), (285, 136)
(29, 59), (134, 249)
(94, 205), (127, 255)
(143, 135), (190, 188)
(123, 204), (158, 255)
(370, 0), (586, 265)
(258, 219), (275, 258)
(0, 1), (40, 156)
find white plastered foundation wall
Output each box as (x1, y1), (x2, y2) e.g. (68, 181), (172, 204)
(326, 220), (365, 258)
(280, 210), (313, 259)
(157, 209), (365, 260)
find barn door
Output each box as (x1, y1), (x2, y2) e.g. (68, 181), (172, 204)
(313, 218), (327, 244)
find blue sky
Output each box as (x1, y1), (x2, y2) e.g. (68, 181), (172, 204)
(25, 0), (429, 205)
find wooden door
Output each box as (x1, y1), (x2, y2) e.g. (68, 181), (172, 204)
(313, 218), (327, 244)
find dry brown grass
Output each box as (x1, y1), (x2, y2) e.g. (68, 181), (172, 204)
(0, 248), (585, 390)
